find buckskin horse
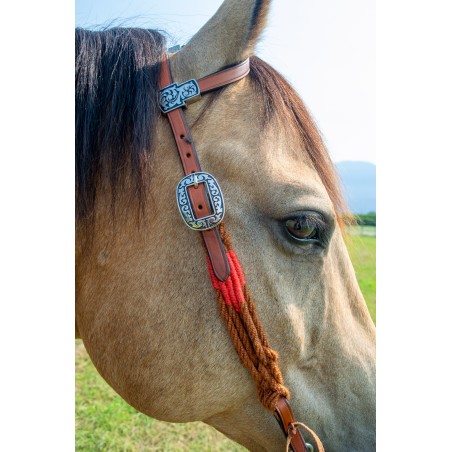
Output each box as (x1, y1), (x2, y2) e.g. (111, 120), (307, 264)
(75, 0), (376, 450)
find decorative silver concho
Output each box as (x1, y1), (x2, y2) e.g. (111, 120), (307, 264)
(159, 79), (200, 113)
(176, 172), (225, 231)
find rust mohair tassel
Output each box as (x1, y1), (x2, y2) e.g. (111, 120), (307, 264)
(206, 222), (290, 411)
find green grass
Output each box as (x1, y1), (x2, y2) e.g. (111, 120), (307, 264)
(76, 228), (375, 450)
(345, 228), (376, 323)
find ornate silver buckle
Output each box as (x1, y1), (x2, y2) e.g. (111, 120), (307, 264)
(176, 172), (225, 231)
(159, 79), (201, 113)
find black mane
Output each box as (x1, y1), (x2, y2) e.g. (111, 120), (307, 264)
(75, 27), (166, 225)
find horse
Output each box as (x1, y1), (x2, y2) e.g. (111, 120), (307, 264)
(75, 0), (376, 450)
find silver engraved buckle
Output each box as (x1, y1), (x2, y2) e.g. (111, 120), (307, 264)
(159, 79), (201, 113)
(176, 172), (225, 231)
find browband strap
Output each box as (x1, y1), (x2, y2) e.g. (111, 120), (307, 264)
(159, 58), (250, 113)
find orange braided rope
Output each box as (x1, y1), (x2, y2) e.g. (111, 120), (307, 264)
(206, 222), (290, 411)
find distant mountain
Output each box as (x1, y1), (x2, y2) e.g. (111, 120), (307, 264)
(335, 161), (376, 214)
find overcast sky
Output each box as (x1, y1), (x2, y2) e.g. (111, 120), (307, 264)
(76, 0), (376, 164)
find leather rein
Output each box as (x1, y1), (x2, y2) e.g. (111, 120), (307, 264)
(158, 53), (324, 452)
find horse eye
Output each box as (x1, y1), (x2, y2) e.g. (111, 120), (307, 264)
(286, 218), (317, 240)
(284, 211), (329, 245)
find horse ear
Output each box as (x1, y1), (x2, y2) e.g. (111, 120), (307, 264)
(171, 0), (271, 81)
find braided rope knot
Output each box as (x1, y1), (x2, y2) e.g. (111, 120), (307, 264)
(206, 223), (291, 411)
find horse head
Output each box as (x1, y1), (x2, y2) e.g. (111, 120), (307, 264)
(76, 1), (376, 450)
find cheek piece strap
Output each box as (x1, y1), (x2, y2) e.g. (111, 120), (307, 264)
(159, 53), (324, 452)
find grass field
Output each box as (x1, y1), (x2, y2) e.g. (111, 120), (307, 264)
(346, 229), (376, 322)
(76, 228), (375, 450)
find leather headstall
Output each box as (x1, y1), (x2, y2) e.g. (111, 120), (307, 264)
(159, 54), (250, 282)
(158, 53), (321, 452)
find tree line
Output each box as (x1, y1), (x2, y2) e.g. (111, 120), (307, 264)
(355, 214), (376, 226)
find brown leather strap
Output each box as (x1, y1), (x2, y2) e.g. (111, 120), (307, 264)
(275, 398), (325, 452)
(275, 398), (309, 452)
(160, 54), (325, 451)
(197, 59), (250, 93)
(159, 55), (252, 281)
